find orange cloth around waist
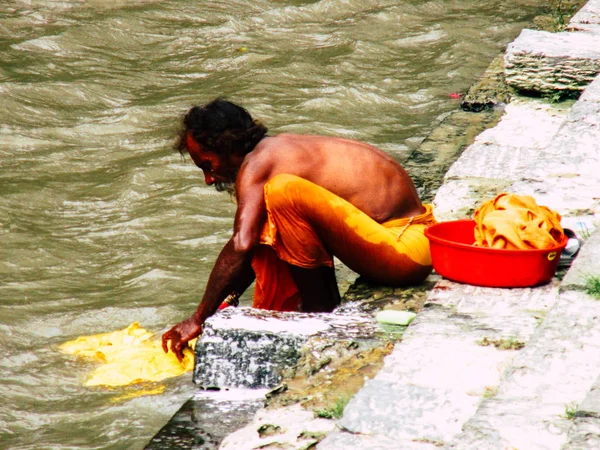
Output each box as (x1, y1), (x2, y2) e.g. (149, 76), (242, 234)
(251, 174), (437, 311)
(473, 193), (564, 250)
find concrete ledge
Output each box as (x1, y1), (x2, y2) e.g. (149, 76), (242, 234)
(435, 75), (600, 221)
(505, 29), (600, 94)
(321, 280), (564, 448)
(569, 0), (600, 29)
(453, 289), (600, 449)
(577, 375), (600, 419)
(567, 0), (600, 36)
(562, 228), (600, 290)
(194, 307), (379, 389)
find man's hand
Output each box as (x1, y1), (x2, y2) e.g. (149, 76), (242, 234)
(161, 316), (203, 362)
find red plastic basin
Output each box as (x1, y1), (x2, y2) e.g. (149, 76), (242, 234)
(424, 219), (567, 288)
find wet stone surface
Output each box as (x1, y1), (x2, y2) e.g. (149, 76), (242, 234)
(193, 306), (383, 390)
(460, 54), (512, 112)
(404, 108), (504, 203)
(144, 391), (264, 450)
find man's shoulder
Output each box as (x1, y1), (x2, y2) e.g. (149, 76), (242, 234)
(250, 134), (306, 160)
(256, 133), (303, 148)
(238, 139), (283, 183)
(256, 134), (363, 156)
(240, 135), (311, 182)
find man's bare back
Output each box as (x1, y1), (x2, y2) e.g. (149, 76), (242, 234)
(240, 134), (424, 223)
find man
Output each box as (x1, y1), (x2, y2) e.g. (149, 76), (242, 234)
(162, 99), (436, 361)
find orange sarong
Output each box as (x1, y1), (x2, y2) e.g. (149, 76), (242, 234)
(473, 193), (564, 250)
(251, 174), (437, 311)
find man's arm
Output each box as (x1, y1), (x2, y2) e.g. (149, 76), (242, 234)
(162, 164), (269, 361)
(161, 238), (256, 361)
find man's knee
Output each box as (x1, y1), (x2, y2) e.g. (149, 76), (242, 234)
(265, 173), (305, 192)
(264, 174), (308, 208)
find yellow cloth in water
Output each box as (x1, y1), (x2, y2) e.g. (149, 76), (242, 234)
(473, 193), (564, 250)
(59, 322), (195, 387)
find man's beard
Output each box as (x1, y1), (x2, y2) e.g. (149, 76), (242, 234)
(213, 168), (238, 199)
(214, 181), (235, 195)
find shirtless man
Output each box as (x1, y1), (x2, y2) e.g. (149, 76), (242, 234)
(162, 99), (436, 361)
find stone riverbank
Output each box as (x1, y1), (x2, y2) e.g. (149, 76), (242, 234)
(146, 1), (600, 448)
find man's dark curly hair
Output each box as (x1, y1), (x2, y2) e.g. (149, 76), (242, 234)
(177, 99), (268, 157)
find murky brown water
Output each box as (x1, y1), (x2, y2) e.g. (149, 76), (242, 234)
(0, 1), (550, 448)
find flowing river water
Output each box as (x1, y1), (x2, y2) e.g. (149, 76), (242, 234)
(1, 1), (552, 449)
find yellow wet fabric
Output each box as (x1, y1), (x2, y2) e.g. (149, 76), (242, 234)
(60, 322), (195, 387)
(473, 193), (564, 250)
(252, 174), (437, 311)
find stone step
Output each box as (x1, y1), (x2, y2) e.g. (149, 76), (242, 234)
(504, 28), (600, 94)
(451, 228), (600, 450)
(434, 72), (600, 225)
(193, 307), (381, 389)
(318, 280), (564, 449)
(564, 374), (600, 449)
(318, 229), (600, 450)
(568, 0), (600, 35)
(432, 96), (570, 222)
(451, 291), (600, 449)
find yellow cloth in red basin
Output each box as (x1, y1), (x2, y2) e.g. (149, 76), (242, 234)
(60, 322), (196, 387)
(251, 174), (437, 311)
(473, 193), (564, 250)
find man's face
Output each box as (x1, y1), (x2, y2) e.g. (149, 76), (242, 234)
(185, 133), (237, 189)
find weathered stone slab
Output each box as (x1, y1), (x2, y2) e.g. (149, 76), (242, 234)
(530, 118), (600, 178)
(563, 417), (600, 449)
(319, 431), (442, 450)
(435, 76), (600, 221)
(453, 289), (600, 449)
(455, 397), (574, 450)
(433, 98), (570, 221)
(338, 380), (479, 443)
(144, 390), (264, 450)
(323, 279), (563, 447)
(569, 0), (600, 28)
(504, 29), (600, 94)
(562, 228), (600, 290)
(506, 77), (600, 217)
(568, 22), (600, 35)
(193, 307), (379, 389)
(219, 404), (336, 450)
(444, 100), (568, 180)
(433, 178), (511, 221)
(567, 0), (600, 36)
(566, 370), (600, 449)
(577, 375), (600, 419)
(445, 143), (545, 181)
(493, 293), (600, 401)
(376, 282), (560, 393)
(470, 99), (568, 148)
